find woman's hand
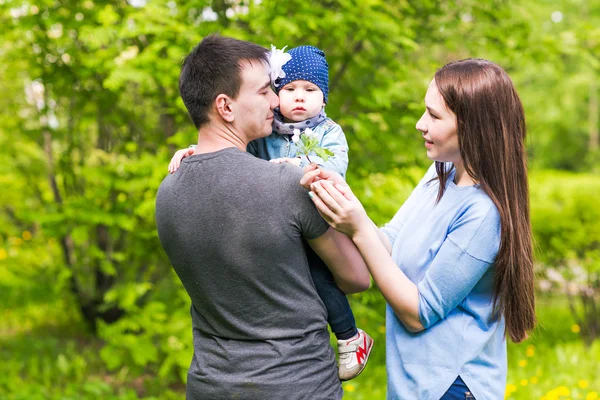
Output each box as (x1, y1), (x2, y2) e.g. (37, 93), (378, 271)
(300, 163), (344, 191)
(168, 147), (195, 174)
(309, 180), (370, 238)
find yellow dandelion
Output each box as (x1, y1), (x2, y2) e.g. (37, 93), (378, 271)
(526, 345), (535, 357)
(22, 231), (32, 240)
(344, 384), (355, 393)
(586, 392), (598, 400)
(10, 237), (23, 245)
(578, 380), (589, 389)
(571, 324), (581, 333)
(520, 379), (528, 386)
(0, 249), (7, 260)
(505, 383), (517, 398)
(518, 359), (527, 367)
(557, 386), (570, 396)
(530, 377), (538, 384)
(378, 325), (386, 334)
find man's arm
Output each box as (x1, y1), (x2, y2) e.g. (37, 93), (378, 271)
(306, 227), (371, 294)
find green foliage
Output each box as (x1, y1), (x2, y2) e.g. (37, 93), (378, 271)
(0, 0), (599, 397)
(530, 171), (600, 345)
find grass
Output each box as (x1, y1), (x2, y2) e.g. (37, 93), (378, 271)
(0, 275), (183, 400)
(1, 272), (599, 399)
(340, 294), (600, 399)
(504, 295), (600, 400)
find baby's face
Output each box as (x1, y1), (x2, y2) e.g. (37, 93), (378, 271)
(278, 80), (325, 122)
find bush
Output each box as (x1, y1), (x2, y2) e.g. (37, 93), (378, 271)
(530, 170), (600, 345)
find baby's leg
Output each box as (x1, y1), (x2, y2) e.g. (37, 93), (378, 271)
(305, 244), (374, 380)
(305, 245), (357, 340)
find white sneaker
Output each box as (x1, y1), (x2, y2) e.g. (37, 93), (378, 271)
(337, 328), (374, 381)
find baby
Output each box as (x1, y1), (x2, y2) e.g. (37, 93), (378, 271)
(168, 45), (373, 381)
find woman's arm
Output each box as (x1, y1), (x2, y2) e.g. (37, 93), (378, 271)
(309, 180), (423, 332)
(310, 180), (500, 333)
(371, 219), (393, 255)
(352, 223), (424, 332)
(301, 165), (393, 254)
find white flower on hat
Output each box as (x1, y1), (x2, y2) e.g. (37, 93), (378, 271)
(268, 45), (291, 87)
(292, 128), (301, 144)
(304, 127), (317, 138)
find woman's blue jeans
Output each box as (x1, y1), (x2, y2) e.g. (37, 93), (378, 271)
(440, 376), (475, 400)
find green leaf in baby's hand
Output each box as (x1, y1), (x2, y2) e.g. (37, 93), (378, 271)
(314, 147), (334, 162)
(292, 128), (335, 163)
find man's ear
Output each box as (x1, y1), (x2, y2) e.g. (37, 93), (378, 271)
(215, 94), (234, 123)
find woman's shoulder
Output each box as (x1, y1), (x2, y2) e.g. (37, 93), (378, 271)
(449, 190), (501, 262)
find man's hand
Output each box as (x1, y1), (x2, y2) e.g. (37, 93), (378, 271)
(168, 147), (195, 174)
(300, 163), (344, 191)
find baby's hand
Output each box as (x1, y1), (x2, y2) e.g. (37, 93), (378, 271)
(168, 147), (195, 174)
(270, 157), (301, 167)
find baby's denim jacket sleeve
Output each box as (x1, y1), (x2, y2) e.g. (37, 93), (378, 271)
(299, 119), (349, 179)
(246, 139), (259, 157)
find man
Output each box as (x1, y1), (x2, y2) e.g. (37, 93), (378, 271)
(155, 35), (370, 399)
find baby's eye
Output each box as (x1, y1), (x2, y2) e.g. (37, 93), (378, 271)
(285, 87), (294, 91)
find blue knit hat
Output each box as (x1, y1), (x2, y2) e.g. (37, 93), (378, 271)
(275, 46), (329, 103)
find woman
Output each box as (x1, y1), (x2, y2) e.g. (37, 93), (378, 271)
(303, 59), (536, 399)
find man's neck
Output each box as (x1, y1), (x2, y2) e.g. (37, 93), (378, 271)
(195, 122), (247, 154)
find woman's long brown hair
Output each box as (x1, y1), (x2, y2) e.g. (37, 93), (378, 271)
(434, 59), (535, 342)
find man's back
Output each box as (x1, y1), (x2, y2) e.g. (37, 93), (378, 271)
(156, 148), (342, 399)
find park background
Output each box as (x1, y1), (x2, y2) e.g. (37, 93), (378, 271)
(1, 0), (599, 399)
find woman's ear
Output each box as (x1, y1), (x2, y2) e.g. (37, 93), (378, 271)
(215, 94), (234, 123)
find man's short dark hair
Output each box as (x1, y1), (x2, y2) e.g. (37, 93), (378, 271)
(179, 34), (269, 129)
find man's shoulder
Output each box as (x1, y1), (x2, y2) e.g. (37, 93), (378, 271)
(231, 152), (302, 191)
(277, 163), (304, 185)
(156, 172), (176, 199)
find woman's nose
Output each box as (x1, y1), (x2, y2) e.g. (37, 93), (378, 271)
(416, 115), (427, 132)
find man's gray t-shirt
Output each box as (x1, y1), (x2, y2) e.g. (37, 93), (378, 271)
(155, 147), (342, 400)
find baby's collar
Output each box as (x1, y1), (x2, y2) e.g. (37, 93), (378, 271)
(272, 108), (327, 136)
